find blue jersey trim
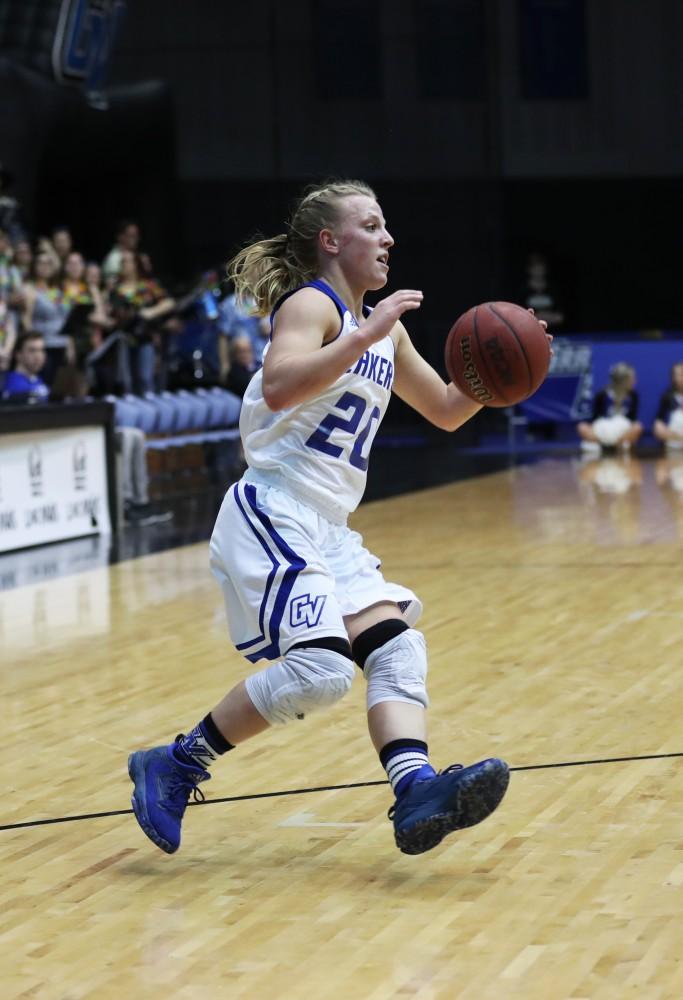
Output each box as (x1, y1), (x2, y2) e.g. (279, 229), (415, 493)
(308, 278), (346, 318)
(270, 278), (367, 340)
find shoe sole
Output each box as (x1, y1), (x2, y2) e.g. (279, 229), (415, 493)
(127, 752), (177, 855)
(395, 759), (510, 856)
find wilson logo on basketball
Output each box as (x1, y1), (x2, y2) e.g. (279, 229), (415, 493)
(484, 337), (515, 387)
(459, 336), (494, 403)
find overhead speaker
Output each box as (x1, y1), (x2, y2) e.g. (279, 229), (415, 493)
(0, 0), (126, 92)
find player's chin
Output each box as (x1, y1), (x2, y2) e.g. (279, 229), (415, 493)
(367, 269), (389, 290)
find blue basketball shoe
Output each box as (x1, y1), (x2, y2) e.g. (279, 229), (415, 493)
(128, 737), (210, 854)
(389, 758), (509, 855)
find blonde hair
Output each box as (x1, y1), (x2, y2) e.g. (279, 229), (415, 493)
(608, 362), (635, 402)
(227, 179), (376, 315)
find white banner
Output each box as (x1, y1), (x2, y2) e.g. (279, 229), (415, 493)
(0, 426), (112, 553)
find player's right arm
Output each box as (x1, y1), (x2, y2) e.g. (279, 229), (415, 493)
(263, 287), (422, 411)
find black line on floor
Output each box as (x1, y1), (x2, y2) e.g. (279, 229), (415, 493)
(2, 751), (681, 832)
(512, 751), (683, 771)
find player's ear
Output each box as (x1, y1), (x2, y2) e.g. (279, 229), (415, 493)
(319, 228), (339, 256)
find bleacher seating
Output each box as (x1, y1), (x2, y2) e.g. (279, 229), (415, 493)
(106, 387), (243, 497)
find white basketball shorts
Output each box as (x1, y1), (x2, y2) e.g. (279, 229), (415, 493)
(209, 478), (422, 664)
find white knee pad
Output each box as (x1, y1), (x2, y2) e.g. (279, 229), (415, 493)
(245, 646), (355, 725)
(364, 628), (429, 710)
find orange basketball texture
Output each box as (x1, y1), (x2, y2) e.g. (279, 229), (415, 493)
(444, 301), (551, 407)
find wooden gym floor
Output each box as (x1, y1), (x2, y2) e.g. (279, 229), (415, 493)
(2, 453), (683, 999)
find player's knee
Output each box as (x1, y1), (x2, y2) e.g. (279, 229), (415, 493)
(352, 620), (429, 710)
(245, 638), (355, 726)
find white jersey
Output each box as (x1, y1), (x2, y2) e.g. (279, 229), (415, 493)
(240, 279), (395, 523)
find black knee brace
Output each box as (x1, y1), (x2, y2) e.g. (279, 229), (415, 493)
(351, 619), (409, 669)
(291, 636), (353, 660)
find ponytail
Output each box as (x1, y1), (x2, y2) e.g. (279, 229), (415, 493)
(226, 178), (376, 315)
(228, 234), (310, 316)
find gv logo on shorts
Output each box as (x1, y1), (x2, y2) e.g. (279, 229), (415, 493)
(290, 594), (327, 628)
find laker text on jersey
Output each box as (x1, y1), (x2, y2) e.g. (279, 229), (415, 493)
(347, 349), (394, 390)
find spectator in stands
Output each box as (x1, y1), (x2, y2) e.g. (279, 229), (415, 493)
(63, 252), (110, 323)
(116, 425), (172, 525)
(51, 226), (74, 273)
(519, 251), (566, 331)
(62, 251), (94, 306)
(0, 234), (24, 374)
(109, 249), (176, 393)
(225, 335), (259, 397)
(168, 273), (223, 385)
(102, 220), (146, 286)
(22, 251), (74, 382)
(35, 233), (64, 279)
(81, 260), (114, 337)
(0, 162), (24, 241)
(13, 239), (33, 282)
(71, 259), (132, 396)
(60, 251), (112, 370)
(217, 289), (269, 382)
(85, 260), (104, 290)
(2, 332), (50, 401)
(0, 228), (23, 306)
(0, 299), (17, 373)
(653, 362), (683, 449)
(577, 361), (643, 453)
(0, 231), (25, 347)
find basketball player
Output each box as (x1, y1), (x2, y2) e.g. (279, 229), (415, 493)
(128, 180), (523, 857)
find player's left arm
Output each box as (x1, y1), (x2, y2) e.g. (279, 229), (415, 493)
(391, 322), (483, 432)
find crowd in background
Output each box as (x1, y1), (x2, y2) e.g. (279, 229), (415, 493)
(2, 215), (683, 463)
(0, 216), (268, 404)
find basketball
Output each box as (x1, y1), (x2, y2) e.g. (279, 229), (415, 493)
(444, 301), (551, 407)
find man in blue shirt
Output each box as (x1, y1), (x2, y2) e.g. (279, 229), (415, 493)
(2, 332), (50, 401)
(217, 291), (269, 380)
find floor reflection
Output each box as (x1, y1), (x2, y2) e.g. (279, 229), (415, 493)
(655, 451), (683, 495)
(0, 533), (109, 593)
(513, 454), (683, 545)
(0, 558), (111, 655)
(577, 454), (642, 495)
